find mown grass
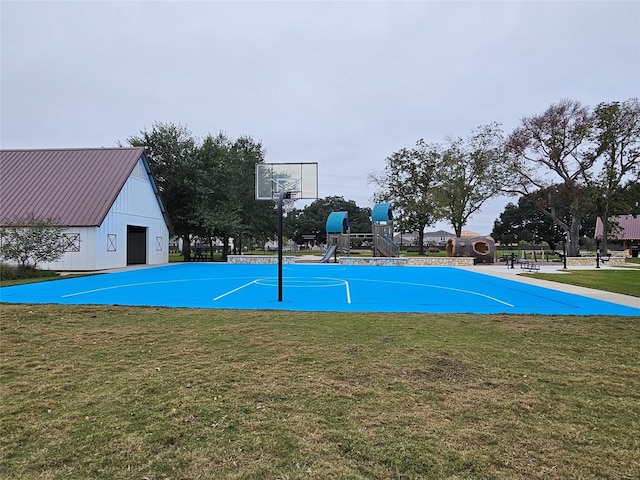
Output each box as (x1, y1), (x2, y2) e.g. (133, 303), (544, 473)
(1, 305), (638, 479)
(528, 269), (640, 297)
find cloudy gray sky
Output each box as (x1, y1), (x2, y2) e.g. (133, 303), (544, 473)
(2, 0), (639, 234)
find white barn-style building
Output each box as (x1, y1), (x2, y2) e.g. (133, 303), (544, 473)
(0, 147), (171, 271)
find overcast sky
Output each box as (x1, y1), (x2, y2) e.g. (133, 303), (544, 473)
(1, 0), (639, 234)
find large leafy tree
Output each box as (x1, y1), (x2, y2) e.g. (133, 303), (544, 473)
(506, 99), (594, 256)
(370, 123), (509, 253)
(125, 122), (199, 259)
(492, 188), (569, 248)
(369, 144), (439, 255)
(621, 181), (640, 215)
(587, 98), (640, 249)
(127, 125), (273, 260)
(493, 201), (547, 246)
(195, 133), (242, 257)
(433, 123), (510, 237)
(493, 187), (603, 252)
(229, 136), (277, 252)
(284, 196), (371, 245)
(198, 133), (275, 258)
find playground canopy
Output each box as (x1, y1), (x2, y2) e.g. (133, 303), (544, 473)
(372, 202), (393, 223)
(326, 211), (350, 234)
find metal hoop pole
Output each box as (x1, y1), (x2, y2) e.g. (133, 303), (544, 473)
(278, 191), (284, 302)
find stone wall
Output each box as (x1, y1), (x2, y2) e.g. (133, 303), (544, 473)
(226, 255), (477, 266)
(226, 254), (626, 268)
(227, 255), (296, 264)
(565, 256), (626, 267)
(337, 256), (476, 266)
(338, 257), (408, 267)
(407, 257), (475, 266)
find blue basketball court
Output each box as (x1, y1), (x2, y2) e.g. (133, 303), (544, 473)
(1, 263), (638, 316)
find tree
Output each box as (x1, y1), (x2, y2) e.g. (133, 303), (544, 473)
(506, 99), (594, 256)
(126, 124), (275, 260)
(493, 202), (541, 245)
(125, 122), (199, 260)
(370, 123), (509, 252)
(369, 144), (439, 255)
(0, 213), (65, 268)
(621, 181), (640, 215)
(433, 123), (510, 237)
(228, 136), (276, 254)
(284, 196), (371, 245)
(492, 189), (569, 248)
(194, 133), (241, 258)
(587, 98), (640, 249)
(197, 133), (275, 259)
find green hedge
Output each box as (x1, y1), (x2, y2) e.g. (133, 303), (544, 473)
(0, 263), (59, 281)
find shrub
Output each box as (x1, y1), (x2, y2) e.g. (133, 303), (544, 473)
(0, 263), (59, 281)
(0, 213), (66, 268)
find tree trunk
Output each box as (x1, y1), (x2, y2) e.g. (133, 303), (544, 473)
(453, 221), (462, 238)
(600, 200), (611, 252)
(181, 234), (191, 262)
(208, 235), (215, 261)
(567, 214), (582, 257)
(222, 236), (229, 261)
(417, 227), (426, 256)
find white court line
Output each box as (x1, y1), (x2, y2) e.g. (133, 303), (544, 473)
(354, 278), (514, 307)
(62, 277), (248, 299)
(216, 277), (353, 304)
(213, 279), (259, 301)
(60, 274), (507, 308)
(62, 279), (196, 298)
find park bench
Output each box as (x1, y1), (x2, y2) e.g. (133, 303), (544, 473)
(520, 261), (540, 272)
(191, 249), (213, 261)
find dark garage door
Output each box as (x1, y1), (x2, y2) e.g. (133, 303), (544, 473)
(127, 225), (147, 265)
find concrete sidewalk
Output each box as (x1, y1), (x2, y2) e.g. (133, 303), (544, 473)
(464, 263), (640, 310)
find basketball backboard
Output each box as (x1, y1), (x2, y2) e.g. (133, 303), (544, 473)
(255, 162), (318, 200)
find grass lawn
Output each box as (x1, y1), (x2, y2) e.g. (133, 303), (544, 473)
(1, 305), (639, 479)
(527, 268), (640, 297)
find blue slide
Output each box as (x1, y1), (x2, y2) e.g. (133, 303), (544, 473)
(320, 244), (337, 263)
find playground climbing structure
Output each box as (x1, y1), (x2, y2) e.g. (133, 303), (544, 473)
(326, 211), (351, 260)
(371, 202), (400, 257)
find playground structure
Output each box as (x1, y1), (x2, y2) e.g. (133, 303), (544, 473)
(324, 203), (400, 262)
(325, 211), (351, 262)
(371, 202), (400, 257)
(446, 236), (496, 264)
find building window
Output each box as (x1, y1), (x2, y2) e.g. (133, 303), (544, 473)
(61, 233), (81, 252)
(107, 234), (117, 252)
(156, 236), (163, 251)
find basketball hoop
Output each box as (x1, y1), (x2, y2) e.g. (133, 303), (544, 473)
(255, 163), (318, 201)
(254, 163), (319, 302)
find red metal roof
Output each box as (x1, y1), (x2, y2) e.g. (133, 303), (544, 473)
(595, 215), (640, 240)
(0, 147), (152, 227)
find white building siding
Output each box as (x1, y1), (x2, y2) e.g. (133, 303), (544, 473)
(41, 227), (97, 271)
(98, 158), (169, 269)
(41, 158), (168, 271)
